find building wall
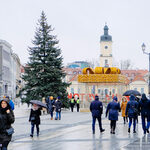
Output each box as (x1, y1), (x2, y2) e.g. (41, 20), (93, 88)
(129, 80), (148, 95)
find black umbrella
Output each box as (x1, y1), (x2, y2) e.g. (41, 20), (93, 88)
(30, 100), (47, 108)
(123, 90), (141, 96)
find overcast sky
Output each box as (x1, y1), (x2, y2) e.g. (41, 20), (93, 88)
(0, 0), (150, 69)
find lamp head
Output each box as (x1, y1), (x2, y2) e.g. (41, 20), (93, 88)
(142, 43), (146, 52)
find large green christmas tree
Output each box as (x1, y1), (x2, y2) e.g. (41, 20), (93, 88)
(22, 11), (70, 107)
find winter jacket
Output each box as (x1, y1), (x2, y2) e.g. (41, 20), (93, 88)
(55, 100), (62, 112)
(90, 96), (103, 118)
(125, 94), (138, 118)
(0, 107), (15, 143)
(139, 93), (150, 116)
(121, 100), (128, 117)
(29, 108), (41, 125)
(106, 98), (121, 121)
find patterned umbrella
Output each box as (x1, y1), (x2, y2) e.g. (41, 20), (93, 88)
(123, 90), (141, 96)
(30, 100), (47, 108)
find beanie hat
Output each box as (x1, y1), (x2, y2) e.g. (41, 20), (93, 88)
(113, 96), (118, 101)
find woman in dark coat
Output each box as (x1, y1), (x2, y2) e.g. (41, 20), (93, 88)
(106, 96), (121, 134)
(29, 104), (41, 137)
(0, 99), (15, 150)
(125, 94), (138, 133)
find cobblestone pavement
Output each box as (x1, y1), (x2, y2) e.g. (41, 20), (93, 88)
(8, 105), (150, 150)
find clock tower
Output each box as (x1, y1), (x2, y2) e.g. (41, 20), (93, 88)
(100, 24), (113, 67)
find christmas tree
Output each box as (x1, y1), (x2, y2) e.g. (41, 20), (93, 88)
(22, 11), (70, 108)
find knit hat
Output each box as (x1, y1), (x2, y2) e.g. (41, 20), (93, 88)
(113, 96), (118, 101)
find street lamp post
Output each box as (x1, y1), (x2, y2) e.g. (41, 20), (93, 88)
(141, 43), (150, 98)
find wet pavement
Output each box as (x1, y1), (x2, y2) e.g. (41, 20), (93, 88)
(8, 105), (150, 150)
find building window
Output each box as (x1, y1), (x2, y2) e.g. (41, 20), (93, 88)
(141, 88), (144, 94)
(98, 89), (101, 94)
(125, 73), (128, 77)
(78, 88), (80, 94)
(112, 89), (115, 94)
(92, 85), (95, 94)
(105, 59), (108, 67)
(71, 88), (74, 94)
(104, 89), (108, 95)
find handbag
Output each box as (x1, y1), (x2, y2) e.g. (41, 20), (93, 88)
(6, 127), (14, 135)
(30, 116), (36, 121)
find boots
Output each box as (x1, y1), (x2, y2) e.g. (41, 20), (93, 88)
(128, 128), (130, 133)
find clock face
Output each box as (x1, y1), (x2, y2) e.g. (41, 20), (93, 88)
(105, 46), (108, 49)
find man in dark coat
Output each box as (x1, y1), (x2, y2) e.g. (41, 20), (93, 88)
(125, 94), (138, 133)
(90, 95), (105, 134)
(106, 96), (121, 134)
(139, 93), (150, 134)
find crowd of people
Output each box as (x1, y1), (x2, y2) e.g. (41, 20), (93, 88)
(1, 92), (150, 149)
(90, 93), (150, 135)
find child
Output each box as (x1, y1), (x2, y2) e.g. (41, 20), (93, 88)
(29, 104), (41, 137)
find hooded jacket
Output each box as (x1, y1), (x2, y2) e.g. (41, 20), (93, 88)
(106, 96), (121, 121)
(90, 96), (103, 117)
(0, 100), (15, 143)
(139, 93), (150, 116)
(125, 94), (138, 118)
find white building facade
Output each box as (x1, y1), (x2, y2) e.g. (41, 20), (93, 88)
(0, 40), (21, 99)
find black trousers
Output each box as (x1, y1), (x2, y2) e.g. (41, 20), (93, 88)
(110, 120), (116, 131)
(0, 141), (9, 150)
(77, 104), (80, 112)
(70, 104), (74, 112)
(92, 116), (102, 132)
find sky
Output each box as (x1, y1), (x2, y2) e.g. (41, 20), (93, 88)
(0, 0), (150, 69)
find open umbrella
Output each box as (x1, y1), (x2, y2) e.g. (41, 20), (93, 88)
(30, 100), (47, 108)
(123, 90), (141, 96)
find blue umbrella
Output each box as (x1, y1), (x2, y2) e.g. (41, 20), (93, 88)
(123, 90), (141, 96)
(30, 100), (47, 108)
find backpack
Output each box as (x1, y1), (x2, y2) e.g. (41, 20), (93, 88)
(130, 102), (138, 115)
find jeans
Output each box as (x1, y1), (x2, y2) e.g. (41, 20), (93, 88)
(92, 116), (102, 132)
(56, 112), (61, 120)
(50, 110), (53, 118)
(129, 117), (136, 131)
(31, 124), (39, 135)
(0, 141), (9, 150)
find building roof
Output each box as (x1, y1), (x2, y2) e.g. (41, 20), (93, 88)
(131, 75), (146, 82)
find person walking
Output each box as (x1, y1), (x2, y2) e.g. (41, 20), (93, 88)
(0, 98), (15, 150)
(42, 97), (47, 115)
(55, 97), (62, 120)
(76, 97), (80, 112)
(4, 96), (14, 111)
(70, 96), (75, 112)
(29, 104), (41, 137)
(139, 93), (150, 134)
(121, 97), (128, 124)
(90, 95), (105, 134)
(106, 96), (121, 134)
(125, 94), (138, 133)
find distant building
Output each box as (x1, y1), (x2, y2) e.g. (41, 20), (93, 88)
(67, 61), (90, 69)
